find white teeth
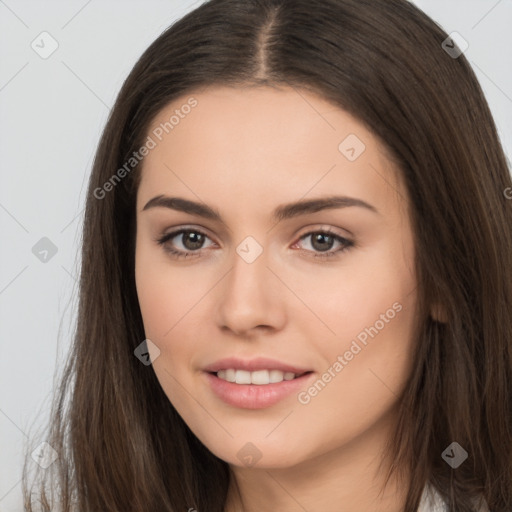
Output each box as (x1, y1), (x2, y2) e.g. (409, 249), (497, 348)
(216, 369), (299, 385)
(235, 369), (252, 384)
(225, 368), (236, 382)
(250, 370), (269, 385)
(269, 369), (285, 383)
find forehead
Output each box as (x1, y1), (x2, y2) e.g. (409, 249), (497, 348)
(137, 85), (405, 218)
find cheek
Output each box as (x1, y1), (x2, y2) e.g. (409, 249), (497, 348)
(292, 240), (417, 415)
(280, 241), (415, 352)
(135, 242), (209, 394)
(135, 239), (198, 339)
(291, 292), (416, 459)
(135, 257), (195, 420)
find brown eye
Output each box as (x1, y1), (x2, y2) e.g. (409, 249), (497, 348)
(178, 231), (206, 250)
(156, 229), (214, 258)
(310, 232), (336, 252)
(295, 230), (354, 259)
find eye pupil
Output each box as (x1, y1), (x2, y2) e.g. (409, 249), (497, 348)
(311, 233), (334, 252)
(183, 231), (204, 250)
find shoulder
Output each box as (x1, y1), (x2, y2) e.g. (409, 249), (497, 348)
(418, 485), (448, 512)
(418, 484), (489, 512)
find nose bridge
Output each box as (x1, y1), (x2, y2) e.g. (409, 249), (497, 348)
(216, 235), (285, 334)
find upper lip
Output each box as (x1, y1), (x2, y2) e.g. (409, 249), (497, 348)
(203, 357), (312, 375)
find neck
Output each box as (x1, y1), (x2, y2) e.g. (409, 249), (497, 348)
(224, 408), (408, 512)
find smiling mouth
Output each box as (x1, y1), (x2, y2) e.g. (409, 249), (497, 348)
(209, 369), (313, 385)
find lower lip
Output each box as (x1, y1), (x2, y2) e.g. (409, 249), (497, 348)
(204, 371), (315, 409)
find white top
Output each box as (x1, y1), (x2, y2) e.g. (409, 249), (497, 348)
(418, 484), (490, 512)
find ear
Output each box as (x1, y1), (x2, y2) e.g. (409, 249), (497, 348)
(430, 302), (448, 323)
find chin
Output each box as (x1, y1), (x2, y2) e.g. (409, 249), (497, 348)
(194, 430), (320, 470)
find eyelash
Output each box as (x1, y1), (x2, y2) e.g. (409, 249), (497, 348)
(155, 227), (354, 260)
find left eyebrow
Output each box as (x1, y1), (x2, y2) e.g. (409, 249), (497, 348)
(142, 194), (380, 223)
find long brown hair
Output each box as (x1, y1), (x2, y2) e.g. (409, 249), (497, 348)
(22, 0), (512, 510)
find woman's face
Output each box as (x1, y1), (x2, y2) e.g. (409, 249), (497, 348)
(135, 85), (418, 469)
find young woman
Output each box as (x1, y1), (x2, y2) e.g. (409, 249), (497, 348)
(22, 0), (512, 510)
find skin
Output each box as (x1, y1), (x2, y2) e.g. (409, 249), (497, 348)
(135, 85), (420, 511)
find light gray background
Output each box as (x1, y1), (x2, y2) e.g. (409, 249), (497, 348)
(1, 1), (511, 511)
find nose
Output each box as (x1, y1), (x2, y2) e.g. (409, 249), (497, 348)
(215, 242), (287, 338)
